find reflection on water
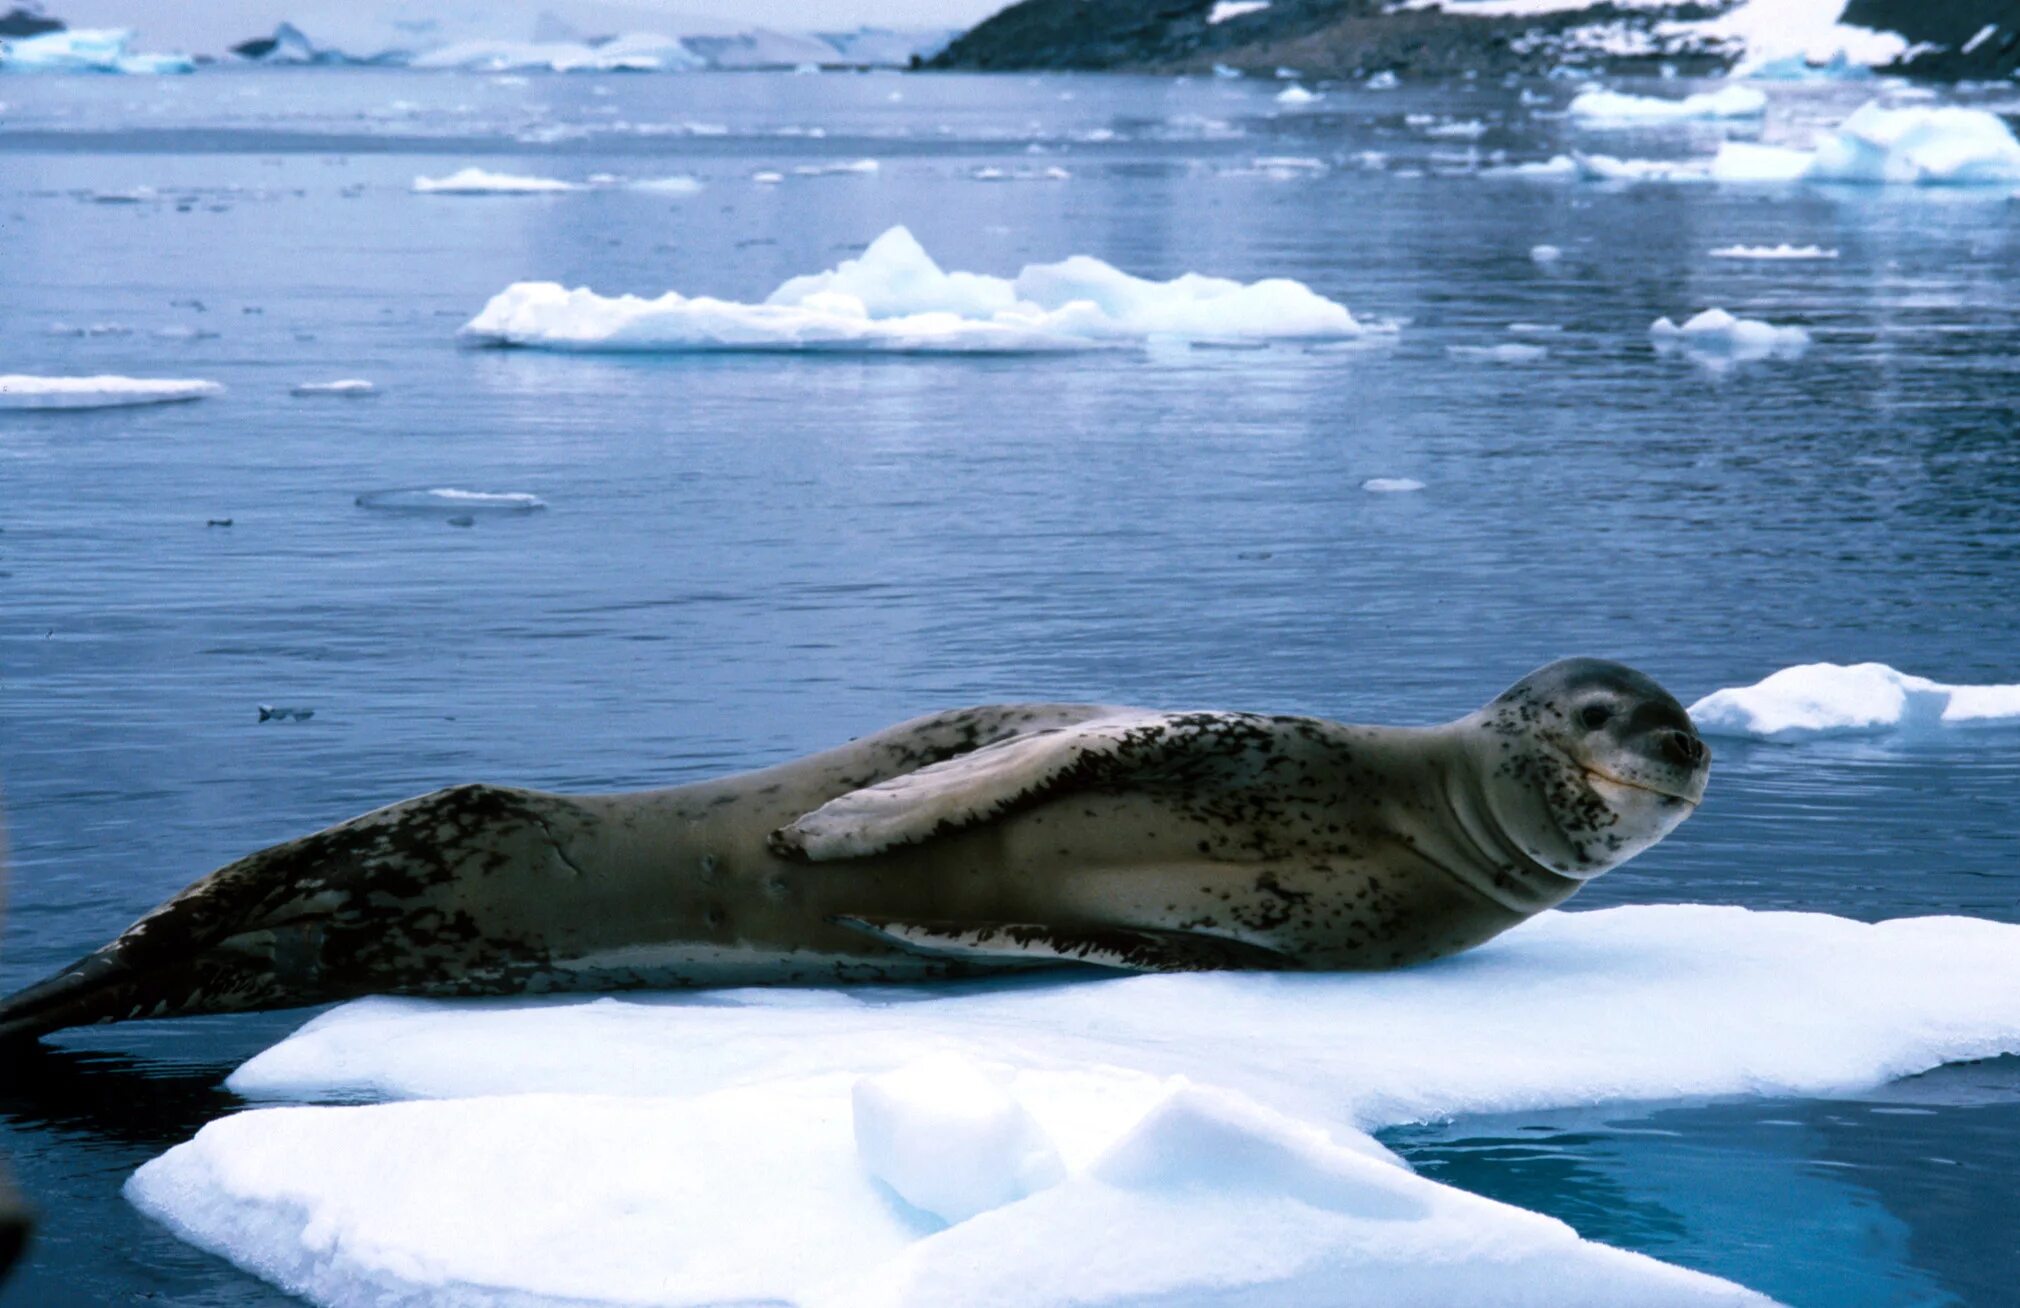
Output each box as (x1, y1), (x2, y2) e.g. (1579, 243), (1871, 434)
(2, 68), (2018, 1305)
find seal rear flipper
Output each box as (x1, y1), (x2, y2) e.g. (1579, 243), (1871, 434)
(773, 710), (1324, 861)
(829, 916), (1294, 973)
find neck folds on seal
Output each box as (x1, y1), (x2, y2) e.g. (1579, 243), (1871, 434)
(1397, 725), (1588, 918)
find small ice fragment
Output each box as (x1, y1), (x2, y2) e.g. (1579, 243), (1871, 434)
(629, 176), (702, 194)
(1424, 119), (1488, 139)
(1275, 84), (1319, 106)
(1530, 244), (1563, 264)
(257, 706), (314, 723)
(1211, 63), (1242, 78)
(851, 1055), (1065, 1224)
(412, 168), (578, 194)
(355, 489), (547, 513)
(1361, 477), (1425, 492)
(792, 159), (879, 176)
(1650, 308), (1809, 361)
(1208, 1), (1271, 23)
(291, 380), (376, 397)
(0, 375), (222, 410)
(751, 171), (784, 184)
(1690, 663), (2020, 739)
(1708, 243), (1838, 260)
(1507, 322), (1562, 335)
(1568, 86), (1767, 124)
(1366, 70), (1398, 89)
(1447, 343), (1547, 363)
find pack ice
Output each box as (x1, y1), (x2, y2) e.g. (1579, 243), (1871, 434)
(1691, 662), (2020, 739)
(460, 225), (1366, 353)
(126, 904), (2020, 1306)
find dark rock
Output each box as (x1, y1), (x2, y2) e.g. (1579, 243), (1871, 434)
(1848, 0), (2020, 79)
(0, 7), (61, 38)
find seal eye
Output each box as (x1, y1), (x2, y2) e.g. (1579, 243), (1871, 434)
(1577, 705), (1612, 730)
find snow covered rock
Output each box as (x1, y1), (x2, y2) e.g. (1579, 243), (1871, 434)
(1568, 85), (1767, 124)
(1690, 663), (2020, 739)
(0, 375), (220, 408)
(852, 1056), (1065, 1224)
(1651, 308), (1809, 360)
(461, 225), (1366, 353)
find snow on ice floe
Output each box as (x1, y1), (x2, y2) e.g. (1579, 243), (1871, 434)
(460, 225), (1367, 354)
(292, 380), (376, 397)
(1492, 101), (2020, 187)
(126, 905), (2020, 1306)
(413, 168), (579, 195)
(1567, 86), (1767, 124)
(0, 375), (221, 409)
(1709, 243), (1839, 260)
(1690, 663), (2020, 740)
(1651, 308), (1809, 362)
(0, 28), (193, 75)
(354, 489), (545, 513)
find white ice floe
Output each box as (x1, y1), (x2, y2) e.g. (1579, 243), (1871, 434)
(1361, 477), (1426, 492)
(1275, 84), (1320, 105)
(1530, 243), (1563, 263)
(1650, 308), (1809, 361)
(1689, 663), (2020, 740)
(1447, 343), (1548, 363)
(0, 28), (194, 75)
(629, 175), (703, 194)
(1424, 118), (1489, 139)
(0, 375), (221, 409)
(291, 380), (376, 397)
(460, 225), (1366, 354)
(1209, 0), (1272, 23)
(793, 158), (880, 176)
(1366, 70), (1399, 89)
(1568, 85), (1767, 124)
(354, 489), (546, 513)
(127, 905), (2020, 1307)
(412, 168), (579, 195)
(1709, 243), (1838, 260)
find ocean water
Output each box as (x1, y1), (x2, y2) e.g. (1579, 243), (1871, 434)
(1, 68), (2018, 1304)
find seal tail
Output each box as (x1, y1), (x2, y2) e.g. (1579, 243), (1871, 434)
(0, 946), (271, 1044)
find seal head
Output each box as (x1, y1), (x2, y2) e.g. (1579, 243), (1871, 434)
(1470, 657), (1710, 881)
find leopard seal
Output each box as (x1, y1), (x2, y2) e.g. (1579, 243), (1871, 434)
(0, 658), (1708, 1040)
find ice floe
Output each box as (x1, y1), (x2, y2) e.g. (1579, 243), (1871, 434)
(1651, 308), (1809, 361)
(461, 225), (1367, 354)
(1709, 243), (1838, 259)
(354, 489), (546, 513)
(412, 168), (579, 195)
(628, 175), (704, 194)
(1529, 243), (1563, 263)
(1361, 477), (1426, 492)
(1568, 85), (1767, 124)
(1275, 84), (1320, 106)
(291, 380), (376, 397)
(1690, 663), (2020, 740)
(0, 375), (222, 409)
(793, 158), (880, 176)
(125, 905), (2020, 1306)
(1447, 343), (1548, 363)
(0, 27), (194, 75)
(1209, 0), (1272, 22)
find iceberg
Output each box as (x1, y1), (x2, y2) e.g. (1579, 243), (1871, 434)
(1651, 308), (1809, 361)
(123, 905), (2020, 1307)
(460, 225), (1366, 354)
(408, 32), (703, 73)
(1689, 663), (2020, 740)
(1709, 243), (1838, 259)
(1804, 101), (2020, 185)
(0, 375), (221, 409)
(0, 26), (193, 74)
(412, 167), (578, 194)
(1568, 85), (1767, 123)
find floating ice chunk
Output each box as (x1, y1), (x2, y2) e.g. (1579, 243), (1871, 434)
(1572, 152), (1713, 183)
(1424, 118), (1488, 139)
(1709, 243), (1838, 259)
(1568, 85), (1767, 123)
(0, 28), (194, 75)
(1275, 84), (1319, 105)
(1211, 63), (1242, 78)
(852, 1056), (1065, 1224)
(1689, 663), (2020, 740)
(292, 380), (375, 397)
(412, 168), (578, 195)
(1530, 243), (1563, 263)
(355, 489), (546, 513)
(1507, 322), (1562, 335)
(0, 375), (221, 409)
(461, 225), (1365, 354)
(793, 158), (880, 176)
(1208, 0), (1271, 23)
(629, 175), (703, 194)
(1361, 477), (1425, 492)
(1706, 141), (1816, 181)
(1651, 308), (1808, 360)
(1366, 70), (1398, 89)
(752, 170), (784, 184)
(832, 1085), (1767, 1308)
(1805, 101), (2020, 185)
(1448, 343), (1547, 363)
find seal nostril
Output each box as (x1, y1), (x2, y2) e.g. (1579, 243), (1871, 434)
(1660, 730), (1706, 767)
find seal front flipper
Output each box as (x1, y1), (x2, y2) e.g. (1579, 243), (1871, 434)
(772, 710), (1316, 861)
(829, 916), (1293, 972)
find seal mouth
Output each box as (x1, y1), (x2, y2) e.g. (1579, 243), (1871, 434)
(1581, 764), (1701, 806)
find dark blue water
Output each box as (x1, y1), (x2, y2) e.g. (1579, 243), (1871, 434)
(2, 68), (2018, 1305)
